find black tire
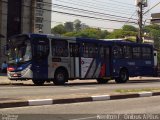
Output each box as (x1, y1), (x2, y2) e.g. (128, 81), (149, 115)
(115, 69), (129, 83)
(97, 78), (109, 84)
(53, 69), (68, 85)
(32, 79), (45, 86)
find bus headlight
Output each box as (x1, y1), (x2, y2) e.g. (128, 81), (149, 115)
(17, 67), (23, 70)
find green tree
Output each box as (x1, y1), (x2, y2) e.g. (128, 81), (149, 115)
(74, 19), (81, 32)
(107, 29), (124, 39)
(144, 24), (160, 62)
(64, 22), (74, 32)
(63, 28), (109, 39)
(51, 24), (66, 34)
(122, 25), (138, 32)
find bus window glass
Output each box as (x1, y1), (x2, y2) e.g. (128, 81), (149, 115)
(82, 43), (98, 58)
(113, 46), (123, 58)
(8, 35), (32, 63)
(142, 47), (152, 59)
(123, 46), (132, 59)
(70, 44), (79, 57)
(99, 46), (104, 59)
(52, 40), (68, 57)
(32, 37), (49, 59)
(133, 47), (141, 59)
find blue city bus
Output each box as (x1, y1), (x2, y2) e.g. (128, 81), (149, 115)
(7, 33), (157, 85)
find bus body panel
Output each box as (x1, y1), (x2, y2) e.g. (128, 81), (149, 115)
(7, 33), (157, 84)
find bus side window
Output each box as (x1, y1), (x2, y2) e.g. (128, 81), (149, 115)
(142, 47), (152, 59)
(133, 47), (141, 59)
(99, 45), (104, 59)
(52, 40), (68, 57)
(123, 46), (132, 59)
(69, 44), (79, 57)
(82, 43), (97, 58)
(113, 46), (123, 59)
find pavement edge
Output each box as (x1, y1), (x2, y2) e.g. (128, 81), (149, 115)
(1, 92), (160, 108)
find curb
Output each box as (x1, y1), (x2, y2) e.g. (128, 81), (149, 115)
(0, 92), (160, 108)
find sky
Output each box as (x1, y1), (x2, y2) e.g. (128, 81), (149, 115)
(51, 0), (160, 30)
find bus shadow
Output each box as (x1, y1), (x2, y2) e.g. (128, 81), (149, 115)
(9, 79), (160, 87)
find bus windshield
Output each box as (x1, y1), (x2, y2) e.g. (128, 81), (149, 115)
(8, 35), (32, 63)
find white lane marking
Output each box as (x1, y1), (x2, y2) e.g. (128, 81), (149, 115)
(28, 99), (53, 106)
(92, 95), (110, 101)
(70, 87), (97, 91)
(69, 116), (97, 120)
(139, 92), (153, 97)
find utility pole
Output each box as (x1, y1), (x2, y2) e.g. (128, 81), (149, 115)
(138, 2), (143, 43)
(135, 0), (148, 43)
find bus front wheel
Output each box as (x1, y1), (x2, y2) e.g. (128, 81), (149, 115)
(32, 79), (45, 86)
(115, 69), (129, 83)
(53, 69), (68, 85)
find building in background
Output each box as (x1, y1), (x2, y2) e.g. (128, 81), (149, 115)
(0, 0), (52, 64)
(151, 13), (160, 25)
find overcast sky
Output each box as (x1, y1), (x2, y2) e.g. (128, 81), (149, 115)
(51, 0), (160, 30)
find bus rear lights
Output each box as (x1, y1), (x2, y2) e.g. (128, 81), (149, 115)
(7, 67), (15, 72)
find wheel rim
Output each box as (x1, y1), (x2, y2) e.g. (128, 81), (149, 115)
(57, 73), (64, 81)
(120, 71), (127, 81)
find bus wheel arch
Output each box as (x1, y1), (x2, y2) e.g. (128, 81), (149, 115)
(115, 67), (129, 83)
(53, 67), (69, 85)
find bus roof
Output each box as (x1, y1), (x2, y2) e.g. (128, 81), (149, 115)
(10, 33), (153, 47)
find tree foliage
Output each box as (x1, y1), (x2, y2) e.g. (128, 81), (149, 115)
(122, 25), (138, 32)
(51, 24), (66, 34)
(74, 19), (81, 32)
(64, 28), (109, 39)
(144, 24), (160, 62)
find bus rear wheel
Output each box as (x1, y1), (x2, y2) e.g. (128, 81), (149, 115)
(97, 78), (109, 84)
(53, 69), (68, 85)
(115, 69), (129, 83)
(32, 79), (45, 86)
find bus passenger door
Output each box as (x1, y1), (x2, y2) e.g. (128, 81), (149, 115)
(100, 46), (111, 78)
(103, 46), (111, 77)
(69, 43), (80, 78)
(32, 37), (49, 80)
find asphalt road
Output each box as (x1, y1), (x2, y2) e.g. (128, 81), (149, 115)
(0, 79), (160, 100)
(0, 96), (160, 120)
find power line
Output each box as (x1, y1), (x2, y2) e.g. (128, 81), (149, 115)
(55, 0), (136, 12)
(1, 0), (137, 28)
(143, 1), (160, 15)
(36, 0), (138, 21)
(53, 4), (138, 21)
(103, 0), (135, 6)
(55, 0), (137, 16)
(52, 10), (137, 24)
(0, 12), (118, 30)
(19, 1), (138, 24)
(1, 0), (136, 24)
(124, 11), (137, 25)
